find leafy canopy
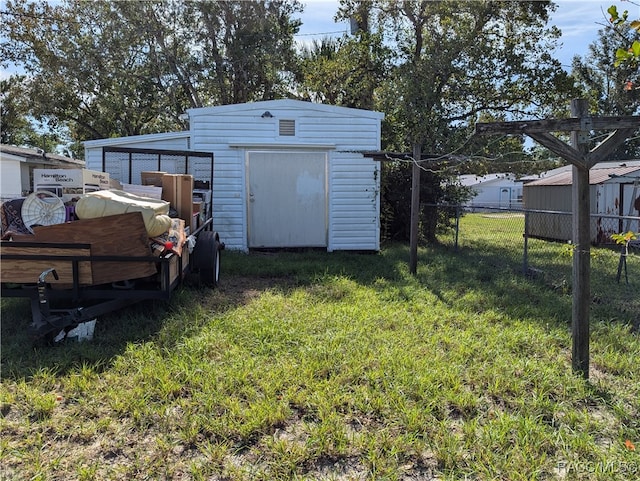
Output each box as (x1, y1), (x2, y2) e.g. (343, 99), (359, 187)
(0, 0), (303, 143)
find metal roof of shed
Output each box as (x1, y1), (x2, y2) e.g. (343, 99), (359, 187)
(524, 164), (640, 187)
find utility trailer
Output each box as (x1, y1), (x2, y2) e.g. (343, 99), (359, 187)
(0, 147), (223, 342)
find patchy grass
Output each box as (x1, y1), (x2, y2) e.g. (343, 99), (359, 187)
(1, 219), (639, 480)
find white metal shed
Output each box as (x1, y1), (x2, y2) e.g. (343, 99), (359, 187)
(84, 100), (384, 252)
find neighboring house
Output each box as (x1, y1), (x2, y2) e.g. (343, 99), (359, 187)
(458, 173), (523, 209)
(523, 161), (640, 243)
(85, 99), (385, 252)
(0, 144), (84, 201)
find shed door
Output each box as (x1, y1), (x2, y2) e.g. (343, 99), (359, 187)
(247, 151), (327, 248)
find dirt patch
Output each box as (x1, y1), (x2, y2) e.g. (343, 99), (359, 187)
(195, 275), (300, 312)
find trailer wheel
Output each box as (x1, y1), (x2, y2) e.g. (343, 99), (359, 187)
(192, 231), (221, 287)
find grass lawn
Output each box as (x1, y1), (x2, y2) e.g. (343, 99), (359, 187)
(1, 218), (639, 480)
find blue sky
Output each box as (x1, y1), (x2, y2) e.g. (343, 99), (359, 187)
(294, 0), (640, 69)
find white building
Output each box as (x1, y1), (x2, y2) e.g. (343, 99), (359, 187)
(0, 144), (84, 201)
(458, 173), (523, 209)
(85, 99), (384, 252)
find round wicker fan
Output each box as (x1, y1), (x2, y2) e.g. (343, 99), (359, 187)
(21, 190), (66, 233)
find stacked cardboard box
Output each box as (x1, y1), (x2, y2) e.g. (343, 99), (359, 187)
(162, 174), (195, 231)
(141, 171), (166, 187)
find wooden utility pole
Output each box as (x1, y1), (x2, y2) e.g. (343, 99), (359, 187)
(569, 100), (592, 377)
(476, 99), (640, 379)
(409, 143), (421, 275)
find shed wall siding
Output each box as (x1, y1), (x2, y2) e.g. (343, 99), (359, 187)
(597, 181), (640, 217)
(328, 154), (380, 251)
(190, 141), (246, 251)
(189, 109), (380, 151)
(20, 163), (33, 195)
(190, 105), (381, 251)
(523, 185), (570, 211)
(523, 185), (614, 242)
(524, 185), (572, 241)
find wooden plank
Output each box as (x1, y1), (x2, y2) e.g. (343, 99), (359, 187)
(586, 128), (637, 167)
(162, 254), (179, 292)
(526, 132), (586, 166)
(29, 212), (156, 285)
(0, 244), (93, 285)
(475, 116), (640, 135)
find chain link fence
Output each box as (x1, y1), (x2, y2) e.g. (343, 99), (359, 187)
(433, 204), (640, 325)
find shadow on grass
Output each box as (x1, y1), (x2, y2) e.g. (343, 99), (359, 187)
(0, 249), (393, 379)
(1, 241), (626, 380)
(417, 243), (574, 319)
(1, 296), (171, 380)
(229, 242), (576, 328)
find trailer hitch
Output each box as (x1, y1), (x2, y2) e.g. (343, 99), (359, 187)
(29, 268), (74, 340)
(27, 268), (141, 341)
(37, 268), (58, 317)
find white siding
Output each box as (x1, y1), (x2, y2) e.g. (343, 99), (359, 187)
(83, 100), (383, 251)
(464, 176), (523, 209)
(328, 153), (380, 251)
(196, 146), (245, 251)
(188, 100), (382, 251)
(188, 100), (382, 151)
(0, 159), (23, 200)
(298, 117), (381, 151)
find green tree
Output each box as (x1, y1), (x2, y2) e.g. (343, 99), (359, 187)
(331, 0), (577, 242)
(373, 1), (573, 151)
(0, 0), (303, 145)
(1, 75), (32, 145)
(0, 75), (63, 151)
(194, 0), (302, 104)
(297, 0), (390, 110)
(571, 25), (640, 158)
(296, 34), (390, 109)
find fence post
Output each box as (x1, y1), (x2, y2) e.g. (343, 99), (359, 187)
(523, 210), (529, 275)
(454, 205), (460, 251)
(409, 144), (421, 275)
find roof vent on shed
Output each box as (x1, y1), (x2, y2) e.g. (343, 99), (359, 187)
(279, 119), (296, 136)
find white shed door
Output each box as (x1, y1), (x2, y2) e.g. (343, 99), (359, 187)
(247, 151), (327, 248)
